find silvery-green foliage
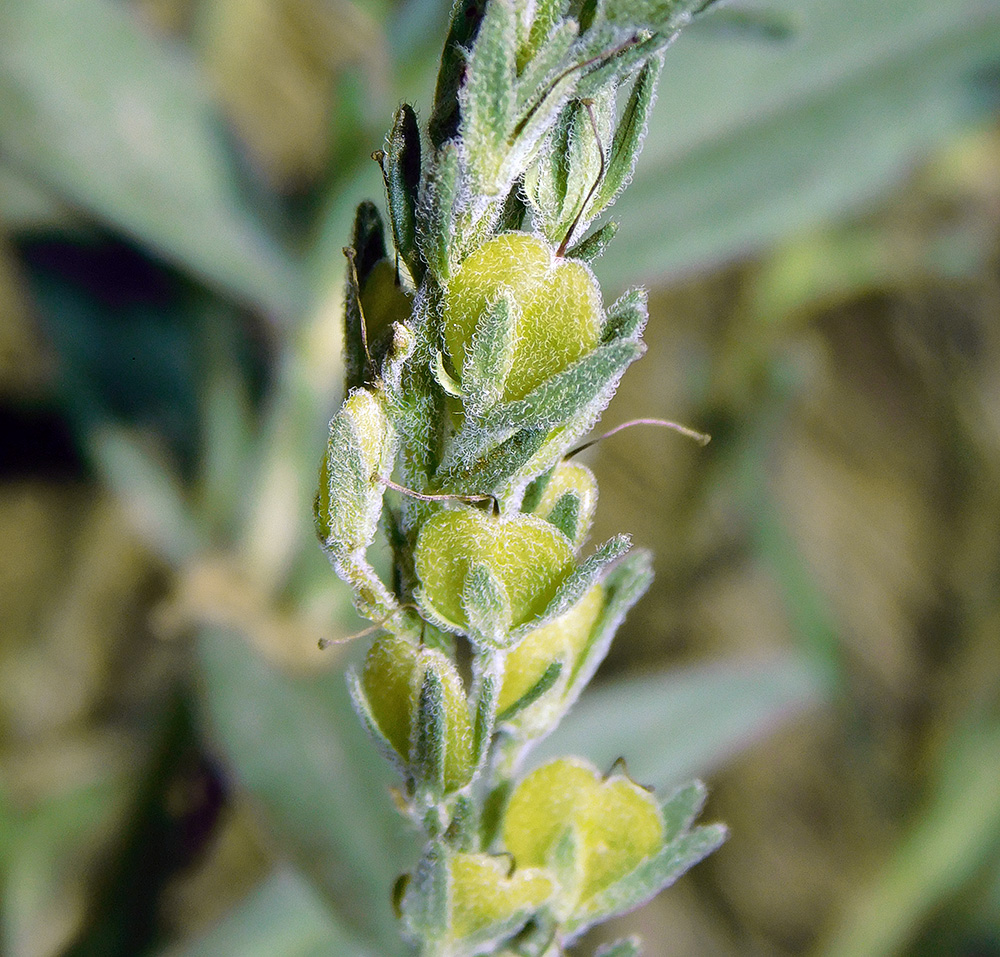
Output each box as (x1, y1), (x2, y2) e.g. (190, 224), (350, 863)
(315, 0), (726, 951)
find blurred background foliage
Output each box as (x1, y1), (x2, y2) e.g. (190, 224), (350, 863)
(1, 0), (999, 955)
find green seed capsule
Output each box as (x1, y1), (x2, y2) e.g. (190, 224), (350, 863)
(448, 852), (554, 942)
(414, 507), (574, 638)
(498, 584), (604, 717)
(441, 233), (603, 401)
(360, 635), (474, 791)
(502, 757), (664, 914)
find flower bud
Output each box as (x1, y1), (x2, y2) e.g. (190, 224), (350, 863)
(414, 507), (574, 642)
(359, 635), (473, 791)
(502, 757), (664, 917)
(441, 233), (603, 401)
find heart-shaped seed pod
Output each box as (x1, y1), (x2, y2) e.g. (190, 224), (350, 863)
(359, 635), (473, 791)
(497, 584), (604, 721)
(441, 233), (603, 401)
(523, 461), (599, 547)
(414, 507), (574, 641)
(502, 757), (663, 916)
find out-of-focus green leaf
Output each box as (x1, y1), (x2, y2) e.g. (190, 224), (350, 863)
(581, 0), (1000, 286)
(0, 0), (304, 316)
(531, 655), (824, 791)
(0, 746), (132, 957)
(159, 868), (372, 957)
(195, 627), (415, 954)
(819, 723), (1000, 957)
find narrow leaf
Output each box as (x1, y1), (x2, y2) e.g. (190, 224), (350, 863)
(383, 104), (423, 282)
(460, 0), (518, 195)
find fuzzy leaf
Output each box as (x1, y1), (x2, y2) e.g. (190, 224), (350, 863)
(515, 18), (580, 118)
(462, 291), (519, 413)
(510, 534), (630, 642)
(460, 0), (518, 195)
(463, 562), (514, 648)
(429, 0), (488, 147)
(415, 666), (448, 793)
(519, 0), (567, 69)
(565, 219), (620, 262)
(416, 143), (462, 280)
(560, 550), (654, 700)
(437, 428), (549, 499)
(383, 104), (423, 282)
(590, 55), (664, 216)
(602, 287), (648, 342)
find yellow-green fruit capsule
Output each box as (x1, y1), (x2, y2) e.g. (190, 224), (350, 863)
(527, 461), (598, 547)
(502, 757), (664, 912)
(449, 853), (554, 942)
(414, 508), (574, 636)
(498, 584), (604, 716)
(360, 636), (474, 790)
(442, 233), (603, 401)
(360, 259), (413, 347)
(315, 388), (394, 553)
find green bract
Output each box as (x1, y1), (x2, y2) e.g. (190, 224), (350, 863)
(414, 507), (575, 640)
(441, 233), (603, 402)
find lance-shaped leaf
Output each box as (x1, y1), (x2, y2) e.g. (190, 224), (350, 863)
(589, 55), (664, 216)
(429, 0), (488, 147)
(416, 143), (462, 280)
(566, 219), (620, 262)
(602, 287), (648, 342)
(518, 0), (566, 70)
(415, 665), (448, 795)
(456, 338), (644, 479)
(560, 550), (654, 703)
(462, 562), (513, 648)
(436, 428), (549, 501)
(509, 534), (630, 643)
(382, 104), (423, 283)
(514, 18), (580, 118)
(462, 291), (519, 414)
(460, 0), (518, 196)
